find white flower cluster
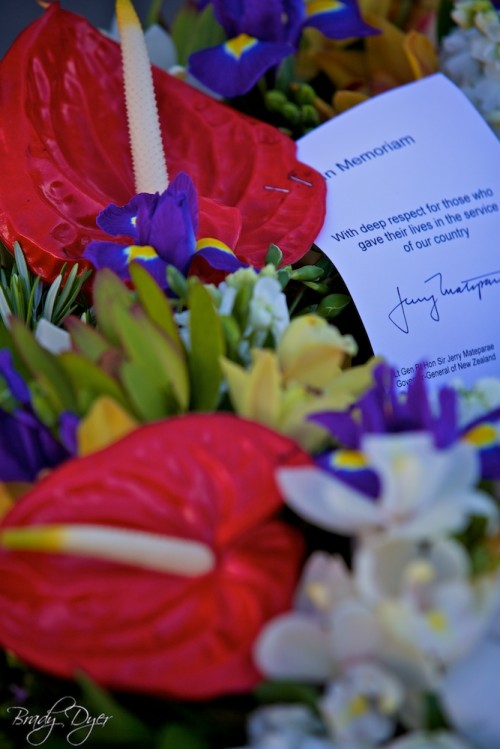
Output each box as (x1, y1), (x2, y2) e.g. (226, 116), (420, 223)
(233, 432), (500, 749)
(440, 0), (500, 135)
(215, 265), (290, 361)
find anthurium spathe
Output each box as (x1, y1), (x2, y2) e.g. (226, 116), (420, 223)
(0, 414), (311, 699)
(0, 5), (326, 282)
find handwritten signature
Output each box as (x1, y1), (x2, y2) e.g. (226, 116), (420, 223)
(7, 696), (112, 746)
(388, 269), (500, 334)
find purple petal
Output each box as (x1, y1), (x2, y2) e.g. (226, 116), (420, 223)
(0, 409), (69, 482)
(97, 193), (158, 239)
(303, 0), (378, 39)
(316, 450), (380, 499)
(308, 410), (361, 449)
(148, 176), (198, 274)
(0, 349), (30, 405)
(83, 240), (132, 279)
(189, 38), (293, 98)
(194, 244), (246, 272)
(58, 411), (79, 455)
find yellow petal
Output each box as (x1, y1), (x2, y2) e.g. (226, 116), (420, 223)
(365, 14), (414, 90)
(279, 315), (357, 389)
(222, 352), (282, 427)
(404, 31), (438, 79)
(333, 90), (369, 114)
(78, 396), (138, 456)
(360, 0), (392, 16)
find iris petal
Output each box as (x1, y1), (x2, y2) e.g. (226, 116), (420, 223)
(0, 350), (30, 405)
(189, 38), (294, 98)
(304, 0), (378, 39)
(97, 193), (157, 239)
(195, 238), (246, 272)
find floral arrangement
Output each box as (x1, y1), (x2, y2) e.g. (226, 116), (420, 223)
(0, 1), (499, 748)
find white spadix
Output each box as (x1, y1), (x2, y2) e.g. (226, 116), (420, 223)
(115, 0), (169, 194)
(0, 525), (214, 576)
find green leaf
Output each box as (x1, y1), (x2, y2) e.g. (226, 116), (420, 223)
(93, 270), (134, 346)
(171, 4), (225, 67)
(11, 319), (75, 413)
(114, 305), (189, 411)
(221, 314), (242, 361)
(64, 316), (113, 362)
(275, 54), (295, 92)
(255, 680), (320, 712)
(76, 671), (152, 744)
(437, 0), (456, 40)
(265, 243), (283, 267)
(59, 352), (131, 413)
(188, 280), (225, 411)
(290, 265), (324, 282)
(119, 360), (174, 422)
(155, 724), (208, 749)
(129, 262), (183, 350)
(316, 293), (350, 319)
(166, 265), (188, 300)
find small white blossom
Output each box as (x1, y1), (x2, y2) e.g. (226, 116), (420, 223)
(247, 276), (290, 345)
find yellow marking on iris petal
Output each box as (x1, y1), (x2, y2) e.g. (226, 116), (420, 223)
(116, 0), (142, 31)
(1, 526), (65, 553)
(464, 423), (497, 447)
(306, 0), (342, 16)
(195, 237), (234, 255)
(125, 244), (158, 262)
(332, 449), (368, 470)
(426, 610), (448, 632)
(225, 34), (259, 60)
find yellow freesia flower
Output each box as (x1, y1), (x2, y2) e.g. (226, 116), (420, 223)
(221, 315), (379, 451)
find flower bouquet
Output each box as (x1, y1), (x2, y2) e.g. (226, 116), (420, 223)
(0, 1), (499, 748)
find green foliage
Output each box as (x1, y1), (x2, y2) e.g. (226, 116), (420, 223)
(188, 279), (225, 411)
(255, 680), (320, 713)
(0, 241), (91, 330)
(171, 3), (225, 67)
(437, 0), (456, 41)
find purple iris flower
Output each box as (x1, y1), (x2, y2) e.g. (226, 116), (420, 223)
(84, 172), (244, 288)
(310, 362), (500, 481)
(0, 350), (76, 482)
(188, 0), (377, 98)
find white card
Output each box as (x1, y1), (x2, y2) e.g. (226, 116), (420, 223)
(298, 74), (500, 390)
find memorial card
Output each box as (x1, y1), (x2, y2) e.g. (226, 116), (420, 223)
(298, 74), (500, 390)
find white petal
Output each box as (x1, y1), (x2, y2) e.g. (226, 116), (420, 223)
(441, 638), (500, 749)
(329, 600), (381, 666)
(277, 467), (382, 535)
(145, 24), (177, 71)
(255, 614), (333, 682)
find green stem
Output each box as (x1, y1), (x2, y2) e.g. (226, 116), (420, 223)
(145, 0), (164, 28)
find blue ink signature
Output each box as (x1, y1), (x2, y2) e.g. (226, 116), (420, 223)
(388, 269), (500, 334)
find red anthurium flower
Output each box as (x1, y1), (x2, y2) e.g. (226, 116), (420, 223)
(0, 413), (311, 699)
(0, 5), (326, 282)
